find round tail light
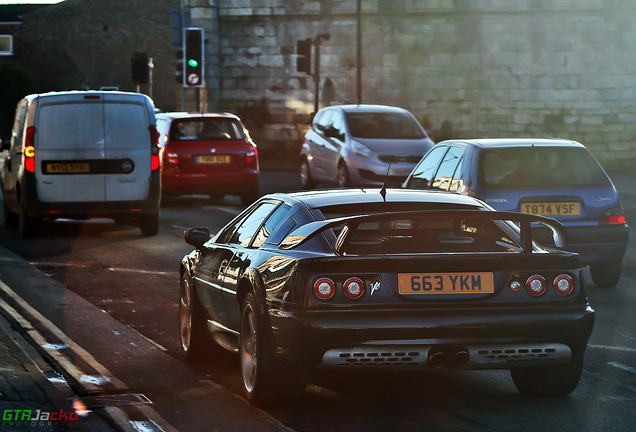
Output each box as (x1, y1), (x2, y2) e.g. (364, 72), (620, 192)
(553, 274), (574, 296)
(526, 275), (547, 297)
(343, 277), (365, 300)
(313, 278), (335, 300)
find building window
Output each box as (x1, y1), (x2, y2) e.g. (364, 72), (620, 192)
(0, 35), (13, 55)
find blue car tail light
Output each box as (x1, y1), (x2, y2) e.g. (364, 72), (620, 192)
(600, 206), (626, 225)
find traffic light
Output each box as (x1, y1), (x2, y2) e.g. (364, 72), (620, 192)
(184, 28), (204, 87)
(296, 38), (312, 74)
(131, 52), (149, 84)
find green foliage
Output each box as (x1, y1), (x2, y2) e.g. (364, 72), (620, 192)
(0, 62), (37, 140)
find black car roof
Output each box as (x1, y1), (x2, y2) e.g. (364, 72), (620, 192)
(438, 138), (585, 149)
(266, 188), (488, 211)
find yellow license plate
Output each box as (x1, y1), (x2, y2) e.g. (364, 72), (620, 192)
(398, 272), (494, 295)
(197, 155), (230, 164)
(46, 162), (90, 174)
(520, 202), (580, 216)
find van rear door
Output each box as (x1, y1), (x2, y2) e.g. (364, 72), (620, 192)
(35, 95), (106, 203)
(102, 93), (151, 202)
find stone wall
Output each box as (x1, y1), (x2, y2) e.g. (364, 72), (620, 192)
(17, 0), (180, 112)
(187, 0), (636, 164)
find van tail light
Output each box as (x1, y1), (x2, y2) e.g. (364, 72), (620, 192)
(526, 275), (546, 297)
(343, 277), (365, 300)
(600, 206), (626, 225)
(313, 278), (336, 300)
(24, 126), (36, 173)
(149, 125), (160, 170)
(553, 274), (574, 296)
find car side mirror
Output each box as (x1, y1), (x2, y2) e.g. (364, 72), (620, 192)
(324, 127), (343, 140)
(184, 227), (211, 249)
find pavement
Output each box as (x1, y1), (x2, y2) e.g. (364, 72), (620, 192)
(0, 154), (634, 432)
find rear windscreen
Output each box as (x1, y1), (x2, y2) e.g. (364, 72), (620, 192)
(169, 119), (247, 141)
(318, 204), (520, 255)
(337, 215), (520, 255)
(37, 103), (104, 150)
(36, 101), (149, 150)
(104, 103), (148, 149)
(480, 146), (611, 189)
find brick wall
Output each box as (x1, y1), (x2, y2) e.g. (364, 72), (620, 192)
(17, 0), (180, 112)
(187, 0), (636, 164)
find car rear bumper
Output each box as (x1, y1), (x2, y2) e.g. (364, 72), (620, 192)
(21, 172), (160, 219)
(269, 305), (595, 371)
(162, 169), (259, 196)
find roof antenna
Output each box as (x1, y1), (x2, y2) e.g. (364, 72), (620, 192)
(379, 157), (393, 202)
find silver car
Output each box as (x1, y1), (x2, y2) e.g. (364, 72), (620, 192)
(300, 104), (434, 188)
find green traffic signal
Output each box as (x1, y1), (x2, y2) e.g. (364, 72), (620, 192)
(188, 59), (198, 67)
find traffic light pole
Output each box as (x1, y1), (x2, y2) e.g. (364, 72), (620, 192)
(313, 37), (321, 115)
(312, 33), (330, 116)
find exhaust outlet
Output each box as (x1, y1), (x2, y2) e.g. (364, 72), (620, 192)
(454, 350), (470, 367)
(428, 352), (448, 369)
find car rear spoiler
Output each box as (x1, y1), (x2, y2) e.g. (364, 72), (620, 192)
(279, 210), (567, 255)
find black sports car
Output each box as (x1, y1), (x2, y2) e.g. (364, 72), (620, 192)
(179, 188), (595, 405)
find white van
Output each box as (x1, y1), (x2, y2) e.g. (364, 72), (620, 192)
(1, 91), (161, 237)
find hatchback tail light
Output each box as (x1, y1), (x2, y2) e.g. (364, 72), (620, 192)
(526, 275), (547, 297)
(246, 145), (258, 168)
(600, 206), (626, 225)
(553, 274), (574, 296)
(164, 146), (179, 165)
(24, 126), (36, 173)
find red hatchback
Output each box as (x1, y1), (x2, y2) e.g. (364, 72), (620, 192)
(156, 112), (259, 205)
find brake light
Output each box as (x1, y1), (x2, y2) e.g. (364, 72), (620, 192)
(313, 278), (336, 300)
(526, 275), (546, 297)
(600, 206), (626, 225)
(553, 274), (574, 296)
(149, 125), (160, 170)
(343, 277), (365, 300)
(24, 127), (36, 173)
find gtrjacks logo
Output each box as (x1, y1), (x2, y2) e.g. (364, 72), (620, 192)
(2, 409), (80, 428)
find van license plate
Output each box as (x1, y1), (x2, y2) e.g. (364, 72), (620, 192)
(46, 162), (90, 174)
(398, 272), (494, 295)
(520, 202), (580, 216)
(196, 155), (230, 164)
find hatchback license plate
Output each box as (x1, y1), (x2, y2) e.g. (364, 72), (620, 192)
(398, 272), (494, 295)
(46, 162), (90, 174)
(197, 155), (230, 164)
(520, 202), (580, 216)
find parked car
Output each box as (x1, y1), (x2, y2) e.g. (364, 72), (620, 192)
(179, 187), (594, 405)
(155, 112), (259, 205)
(1, 90), (160, 237)
(403, 138), (629, 288)
(300, 104), (434, 189)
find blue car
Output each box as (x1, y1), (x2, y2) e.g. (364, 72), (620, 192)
(403, 138), (629, 288)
